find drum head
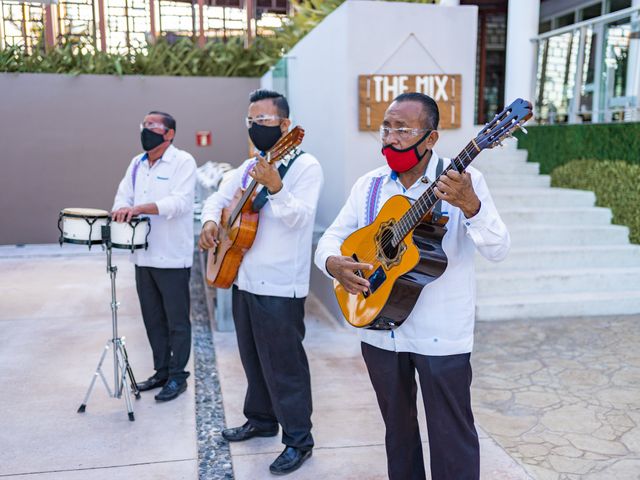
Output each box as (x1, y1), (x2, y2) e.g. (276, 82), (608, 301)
(62, 208), (110, 218)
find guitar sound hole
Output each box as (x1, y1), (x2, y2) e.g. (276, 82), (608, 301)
(381, 230), (399, 260)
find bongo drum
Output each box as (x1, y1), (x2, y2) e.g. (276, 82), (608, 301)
(58, 208), (109, 248)
(108, 217), (150, 252)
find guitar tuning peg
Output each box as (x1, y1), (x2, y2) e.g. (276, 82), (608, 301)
(518, 125), (529, 135)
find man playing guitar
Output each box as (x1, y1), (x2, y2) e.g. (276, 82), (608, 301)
(315, 92), (511, 480)
(199, 89), (323, 476)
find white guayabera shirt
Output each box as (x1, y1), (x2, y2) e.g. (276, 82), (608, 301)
(201, 152), (324, 298)
(113, 144), (197, 269)
(314, 151), (510, 356)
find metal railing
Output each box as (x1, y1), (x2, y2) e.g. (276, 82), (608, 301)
(533, 5), (640, 125)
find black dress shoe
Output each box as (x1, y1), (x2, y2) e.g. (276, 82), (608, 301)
(221, 421), (279, 442)
(154, 379), (187, 401)
(137, 374), (168, 392)
(269, 446), (312, 475)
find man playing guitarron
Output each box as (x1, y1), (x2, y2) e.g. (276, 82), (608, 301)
(199, 89), (323, 476)
(315, 92), (510, 480)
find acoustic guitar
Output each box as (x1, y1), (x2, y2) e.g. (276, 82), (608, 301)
(335, 98), (533, 330)
(206, 126), (305, 288)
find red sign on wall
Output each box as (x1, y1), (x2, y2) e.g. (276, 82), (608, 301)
(196, 131), (212, 147)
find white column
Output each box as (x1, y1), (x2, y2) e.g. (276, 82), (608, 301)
(504, 0), (540, 106)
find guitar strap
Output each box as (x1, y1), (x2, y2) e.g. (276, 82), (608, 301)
(251, 149), (304, 212)
(431, 156), (445, 222)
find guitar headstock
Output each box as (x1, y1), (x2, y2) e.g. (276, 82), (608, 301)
(266, 126), (305, 163)
(475, 98), (533, 151)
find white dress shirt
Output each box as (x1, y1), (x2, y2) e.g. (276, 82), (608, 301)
(112, 144), (197, 268)
(314, 151), (510, 356)
(201, 152), (323, 298)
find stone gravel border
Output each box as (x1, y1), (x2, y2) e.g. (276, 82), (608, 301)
(191, 258), (234, 479)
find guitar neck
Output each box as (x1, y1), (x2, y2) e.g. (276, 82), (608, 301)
(391, 141), (482, 245)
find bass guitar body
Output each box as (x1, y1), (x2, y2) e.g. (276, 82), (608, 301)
(206, 188), (258, 289)
(335, 195), (448, 330)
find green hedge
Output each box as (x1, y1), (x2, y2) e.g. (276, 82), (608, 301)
(551, 159), (640, 244)
(516, 123), (640, 174)
(0, 0), (435, 77)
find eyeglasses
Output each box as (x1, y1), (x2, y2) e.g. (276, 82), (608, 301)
(379, 126), (430, 141)
(140, 122), (168, 132)
(245, 115), (283, 128)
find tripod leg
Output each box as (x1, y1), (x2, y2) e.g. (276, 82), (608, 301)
(116, 345), (136, 421)
(120, 340), (141, 399)
(78, 342), (110, 413)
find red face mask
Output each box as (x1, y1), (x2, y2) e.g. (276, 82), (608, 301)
(382, 130), (431, 173)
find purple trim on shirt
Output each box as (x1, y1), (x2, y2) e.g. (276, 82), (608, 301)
(365, 176), (384, 226)
(241, 159), (258, 189)
(132, 153), (148, 189)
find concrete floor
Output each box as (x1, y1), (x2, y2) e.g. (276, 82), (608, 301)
(214, 296), (531, 480)
(0, 245), (197, 480)
(3, 244), (640, 480)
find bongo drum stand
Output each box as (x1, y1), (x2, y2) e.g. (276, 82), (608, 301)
(77, 225), (140, 421)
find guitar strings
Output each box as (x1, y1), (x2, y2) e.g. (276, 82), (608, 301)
(354, 114), (517, 267)
(352, 142), (479, 267)
(344, 114), (521, 289)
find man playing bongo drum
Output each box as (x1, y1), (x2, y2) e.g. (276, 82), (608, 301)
(112, 111), (196, 402)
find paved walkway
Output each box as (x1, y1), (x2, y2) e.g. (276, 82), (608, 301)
(0, 245), (197, 479)
(214, 296), (530, 479)
(473, 315), (640, 479)
(2, 244), (640, 479)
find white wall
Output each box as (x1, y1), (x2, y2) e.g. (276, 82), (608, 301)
(262, 0), (479, 315)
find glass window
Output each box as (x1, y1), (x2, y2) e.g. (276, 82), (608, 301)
(539, 20), (552, 34)
(602, 16), (633, 121)
(580, 3), (603, 21)
(556, 12), (576, 28)
(535, 30), (581, 124)
(608, 0), (631, 13)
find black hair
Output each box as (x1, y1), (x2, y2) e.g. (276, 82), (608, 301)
(249, 89), (290, 118)
(148, 111), (176, 131)
(393, 92), (439, 130)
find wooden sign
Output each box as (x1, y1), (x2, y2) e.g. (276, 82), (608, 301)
(359, 74), (462, 130)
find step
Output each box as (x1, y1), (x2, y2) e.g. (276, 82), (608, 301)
(474, 160), (540, 175)
(499, 207), (612, 226)
(509, 225), (629, 246)
(475, 245), (640, 271)
(485, 174), (551, 188)
(476, 267), (640, 296)
(476, 147), (529, 162)
(492, 188), (596, 208)
(476, 290), (640, 321)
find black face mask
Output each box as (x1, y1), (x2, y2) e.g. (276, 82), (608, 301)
(248, 124), (282, 152)
(141, 128), (166, 152)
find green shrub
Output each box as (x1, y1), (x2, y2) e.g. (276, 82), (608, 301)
(551, 159), (640, 244)
(0, 0), (437, 77)
(516, 123), (640, 174)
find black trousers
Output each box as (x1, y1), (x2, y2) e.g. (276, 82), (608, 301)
(231, 286), (314, 450)
(135, 266), (191, 382)
(361, 342), (479, 480)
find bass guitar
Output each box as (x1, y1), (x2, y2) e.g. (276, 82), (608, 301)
(334, 99), (533, 329)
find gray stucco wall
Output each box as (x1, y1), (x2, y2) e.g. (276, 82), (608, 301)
(0, 73), (259, 245)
